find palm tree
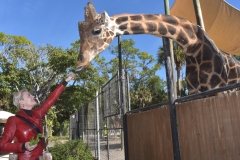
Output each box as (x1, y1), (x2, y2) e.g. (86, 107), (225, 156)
(157, 42), (185, 97)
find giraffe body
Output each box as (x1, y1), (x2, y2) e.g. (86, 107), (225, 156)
(77, 2), (240, 94)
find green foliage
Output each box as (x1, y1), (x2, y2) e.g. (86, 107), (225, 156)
(108, 38), (166, 109)
(52, 121), (69, 136)
(49, 140), (94, 160)
(29, 133), (43, 145)
(0, 32), (33, 112)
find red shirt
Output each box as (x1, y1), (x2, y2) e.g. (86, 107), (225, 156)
(0, 83), (65, 160)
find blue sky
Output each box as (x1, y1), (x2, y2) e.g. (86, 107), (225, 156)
(1, 0), (240, 80)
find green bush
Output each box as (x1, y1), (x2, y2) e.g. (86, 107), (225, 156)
(49, 139), (94, 160)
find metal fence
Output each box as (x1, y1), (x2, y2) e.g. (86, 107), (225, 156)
(70, 70), (130, 160)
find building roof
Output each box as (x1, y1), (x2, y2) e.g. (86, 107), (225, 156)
(170, 0), (240, 55)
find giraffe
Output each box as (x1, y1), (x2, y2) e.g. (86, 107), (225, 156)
(76, 2), (240, 95)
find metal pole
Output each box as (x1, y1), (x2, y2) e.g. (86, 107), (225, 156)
(127, 73), (131, 111)
(163, 0), (181, 160)
(193, 0), (205, 30)
(82, 104), (85, 141)
(96, 91), (100, 160)
(163, 0), (177, 98)
(118, 35), (129, 160)
(106, 117), (110, 160)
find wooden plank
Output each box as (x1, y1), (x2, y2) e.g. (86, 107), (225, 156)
(127, 106), (174, 160)
(153, 106), (174, 159)
(176, 101), (192, 160)
(127, 91), (240, 159)
(229, 92), (240, 159)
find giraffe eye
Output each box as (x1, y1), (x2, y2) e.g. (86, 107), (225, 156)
(92, 28), (102, 35)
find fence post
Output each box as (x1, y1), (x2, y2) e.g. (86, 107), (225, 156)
(96, 91), (100, 160)
(82, 104), (85, 141)
(163, 0), (181, 160)
(118, 36), (129, 160)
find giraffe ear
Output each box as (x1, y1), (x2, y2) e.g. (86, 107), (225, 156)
(101, 11), (110, 26)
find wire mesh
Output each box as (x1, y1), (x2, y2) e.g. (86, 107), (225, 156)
(69, 71), (129, 160)
(102, 72), (121, 117)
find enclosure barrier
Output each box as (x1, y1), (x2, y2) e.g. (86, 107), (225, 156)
(126, 83), (240, 160)
(70, 70), (129, 160)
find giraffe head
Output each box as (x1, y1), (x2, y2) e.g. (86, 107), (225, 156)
(76, 2), (115, 72)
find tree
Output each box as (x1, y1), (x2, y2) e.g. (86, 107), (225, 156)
(0, 32), (32, 112)
(108, 38), (166, 109)
(157, 42), (186, 97)
(0, 32), (110, 136)
(146, 76), (168, 104)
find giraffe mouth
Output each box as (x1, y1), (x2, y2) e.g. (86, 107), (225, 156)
(72, 66), (85, 74)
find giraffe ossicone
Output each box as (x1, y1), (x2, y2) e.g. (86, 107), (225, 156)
(77, 2), (240, 95)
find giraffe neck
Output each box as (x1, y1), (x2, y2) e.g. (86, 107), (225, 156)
(112, 14), (198, 53)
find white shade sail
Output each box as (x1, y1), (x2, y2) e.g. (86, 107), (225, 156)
(170, 0), (240, 55)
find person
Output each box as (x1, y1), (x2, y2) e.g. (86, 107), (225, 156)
(0, 74), (74, 160)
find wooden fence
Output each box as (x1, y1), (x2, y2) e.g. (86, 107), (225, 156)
(126, 91), (240, 160)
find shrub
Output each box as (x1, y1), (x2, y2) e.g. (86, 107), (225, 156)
(49, 139), (94, 160)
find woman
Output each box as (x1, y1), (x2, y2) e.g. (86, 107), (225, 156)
(0, 74), (74, 160)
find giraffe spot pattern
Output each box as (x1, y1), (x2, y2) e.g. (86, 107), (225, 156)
(162, 15), (179, 25)
(210, 74), (222, 88)
(130, 23), (144, 34)
(186, 65), (197, 74)
(188, 70), (199, 88)
(228, 79), (238, 85)
(130, 15), (143, 21)
(143, 14), (158, 20)
(202, 46), (213, 61)
(203, 32), (219, 52)
(119, 23), (128, 31)
(116, 16), (128, 25)
(187, 42), (202, 53)
(146, 22), (157, 32)
(219, 82), (226, 87)
(116, 16), (128, 24)
(196, 50), (202, 64)
(186, 56), (196, 64)
(166, 25), (176, 35)
(176, 30), (188, 45)
(229, 68), (237, 79)
(158, 23), (167, 35)
(236, 66), (240, 77)
(228, 56), (236, 67)
(109, 31), (114, 36)
(182, 24), (196, 40)
(199, 72), (208, 84)
(200, 62), (212, 73)
(200, 86), (208, 92)
(214, 55), (224, 74)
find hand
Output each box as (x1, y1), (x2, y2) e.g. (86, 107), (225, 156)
(65, 73), (75, 82)
(25, 142), (38, 151)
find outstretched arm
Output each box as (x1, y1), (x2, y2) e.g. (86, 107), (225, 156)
(35, 73), (75, 118)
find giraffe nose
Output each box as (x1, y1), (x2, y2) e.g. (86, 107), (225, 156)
(78, 54), (85, 62)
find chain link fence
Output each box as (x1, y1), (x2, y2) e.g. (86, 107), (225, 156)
(70, 70), (129, 160)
